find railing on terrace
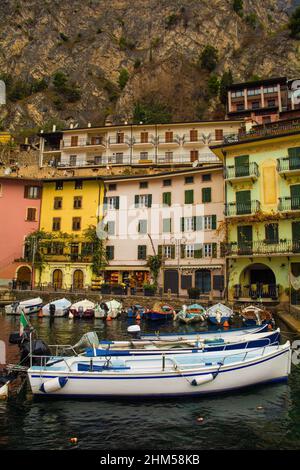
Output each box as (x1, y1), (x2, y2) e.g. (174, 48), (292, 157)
(225, 239), (300, 256)
(108, 136), (131, 145)
(225, 200), (261, 216)
(225, 162), (259, 179)
(277, 157), (300, 172)
(234, 284), (280, 300)
(223, 120), (300, 143)
(278, 197), (300, 211)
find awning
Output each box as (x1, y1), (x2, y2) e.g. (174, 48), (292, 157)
(105, 266), (149, 271)
(178, 265), (223, 271)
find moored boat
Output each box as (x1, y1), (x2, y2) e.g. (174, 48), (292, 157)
(42, 298), (71, 317)
(5, 297), (43, 315)
(127, 304), (146, 319)
(240, 305), (274, 327)
(95, 299), (122, 319)
(206, 303), (234, 325)
(27, 341), (291, 398)
(175, 304), (206, 324)
(144, 302), (175, 321)
(70, 299), (95, 319)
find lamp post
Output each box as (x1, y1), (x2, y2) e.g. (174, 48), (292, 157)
(171, 236), (186, 297)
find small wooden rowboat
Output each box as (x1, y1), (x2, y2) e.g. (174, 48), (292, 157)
(175, 304), (206, 324)
(240, 305), (274, 327)
(27, 342), (291, 398)
(144, 302), (175, 321)
(206, 303), (234, 325)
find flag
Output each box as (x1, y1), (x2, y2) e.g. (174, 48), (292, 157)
(19, 310), (29, 336)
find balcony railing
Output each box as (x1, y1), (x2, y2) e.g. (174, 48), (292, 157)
(234, 284), (279, 301)
(225, 162), (259, 180)
(277, 157), (300, 173)
(108, 136), (131, 145)
(222, 120), (300, 144)
(278, 197), (300, 211)
(225, 200), (261, 216)
(225, 239), (300, 256)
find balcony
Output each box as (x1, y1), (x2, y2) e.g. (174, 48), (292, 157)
(225, 239), (300, 257)
(157, 136), (180, 148)
(222, 119), (300, 144)
(234, 284), (279, 301)
(132, 137), (155, 148)
(225, 162), (259, 183)
(108, 136), (131, 149)
(225, 200), (261, 217)
(277, 157), (300, 177)
(278, 197), (300, 212)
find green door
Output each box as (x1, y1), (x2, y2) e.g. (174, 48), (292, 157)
(235, 155), (249, 177)
(236, 190), (251, 215)
(292, 222), (300, 253)
(288, 147), (300, 170)
(291, 185), (300, 210)
(237, 225), (253, 255)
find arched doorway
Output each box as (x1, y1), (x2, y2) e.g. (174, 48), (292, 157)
(16, 266), (31, 289)
(53, 269), (63, 289)
(164, 269), (178, 294)
(73, 269), (84, 290)
(239, 263), (277, 299)
(195, 269), (211, 293)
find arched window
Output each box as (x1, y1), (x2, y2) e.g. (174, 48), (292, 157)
(73, 269), (84, 289)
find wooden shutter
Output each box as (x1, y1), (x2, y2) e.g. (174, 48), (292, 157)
(115, 196), (120, 209)
(202, 187), (211, 203)
(235, 155), (249, 177)
(171, 245), (176, 259)
(163, 192), (171, 206)
(71, 136), (78, 146)
(134, 195), (139, 207)
(181, 275), (192, 289)
(141, 132), (148, 143)
(147, 194), (152, 208)
(190, 150), (199, 162)
(185, 190), (194, 204)
(180, 244), (185, 258)
(213, 275), (224, 291)
(236, 190), (251, 214)
(165, 131), (173, 143)
(194, 244), (203, 258)
(212, 243), (217, 257)
(211, 215), (217, 230)
(291, 185), (300, 210)
(190, 130), (198, 142)
(158, 245), (163, 257)
(215, 129), (223, 140)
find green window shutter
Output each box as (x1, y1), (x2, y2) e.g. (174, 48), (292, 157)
(202, 187), (211, 203)
(185, 189), (194, 204)
(180, 244), (185, 258)
(134, 195), (139, 207)
(235, 155), (249, 177)
(236, 190), (251, 215)
(181, 217), (185, 232)
(147, 194), (152, 208)
(265, 223), (278, 243)
(194, 244), (203, 258)
(212, 243), (217, 258)
(211, 215), (217, 230)
(171, 245), (176, 259)
(195, 216), (203, 231)
(163, 192), (171, 206)
(103, 196), (107, 207)
(158, 245), (162, 257)
(138, 245), (147, 260)
(115, 196), (120, 209)
(288, 147), (300, 158)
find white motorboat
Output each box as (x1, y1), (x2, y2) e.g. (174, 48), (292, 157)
(95, 299), (122, 319)
(27, 342), (291, 398)
(69, 299), (95, 319)
(5, 297), (43, 315)
(42, 298), (71, 317)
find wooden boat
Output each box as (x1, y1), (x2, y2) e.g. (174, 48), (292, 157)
(95, 328), (280, 354)
(27, 342), (291, 398)
(240, 305), (274, 327)
(138, 324), (269, 342)
(42, 298), (71, 317)
(127, 304), (146, 319)
(144, 302), (175, 321)
(5, 297), (43, 315)
(206, 303), (234, 325)
(69, 299), (95, 319)
(175, 304), (206, 324)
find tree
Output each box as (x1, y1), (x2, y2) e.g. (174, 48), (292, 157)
(233, 0), (243, 16)
(118, 68), (129, 90)
(133, 100), (172, 124)
(219, 70), (233, 105)
(288, 6), (300, 39)
(199, 45), (218, 72)
(207, 74), (220, 97)
(146, 254), (162, 287)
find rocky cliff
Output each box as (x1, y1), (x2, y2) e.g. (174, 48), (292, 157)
(0, 0), (299, 132)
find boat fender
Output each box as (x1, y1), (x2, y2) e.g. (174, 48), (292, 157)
(40, 377), (68, 393)
(191, 373), (215, 386)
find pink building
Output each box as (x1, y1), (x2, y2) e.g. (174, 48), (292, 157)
(0, 177), (41, 287)
(103, 166), (225, 298)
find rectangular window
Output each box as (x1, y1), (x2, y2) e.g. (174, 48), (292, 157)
(73, 196), (82, 209)
(190, 129), (198, 141)
(138, 219), (147, 234)
(105, 196), (120, 210)
(185, 176), (194, 184)
(134, 194), (152, 208)
(204, 243), (212, 257)
(185, 244), (194, 258)
(265, 223), (279, 243)
(163, 179), (172, 187)
(70, 155), (77, 166)
(165, 152), (173, 162)
(52, 217), (61, 231)
(91, 136), (103, 145)
(71, 136), (78, 146)
(140, 181), (148, 189)
(268, 99), (276, 107)
(140, 132), (148, 143)
(140, 152), (149, 160)
(55, 181), (63, 191)
(165, 131), (173, 143)
(204, 216), (213, 230)
(108, 183), (117, 191)
(202, 173), (211, 182)
(116, 152), (124, 164)
(54, 197), (62, 209)
(163, 218), (171, 233)
(183, 217), (194, 232)
(24, 186), (41, 199)
(26, 208), (36, 221)
(117, 132), (124, 143)
(185, 189), (194, 204)
(251, 101), (260, 109)
(72, 217), (81, 231)
(47, 242), (64, 255)
(190, 150), (198, 162)
(236, 103), (244, 111)
(94, 156), (103, 165)
(106, 245), (114, 260)
(162, 192), (171, 206)
(202, 187), (211, 203)
(137, 245), (147, 260)
(75, 180), (83, 190)
(215, 129), (223, 140)
(107, 221), (115, 235)
(163, 245), (173, 259)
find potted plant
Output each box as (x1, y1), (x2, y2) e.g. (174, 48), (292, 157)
(188, 287), (200, 299)
(111, 283), (126, 295)
(100, 283), (111, 294)
(143, 283), (156, 297)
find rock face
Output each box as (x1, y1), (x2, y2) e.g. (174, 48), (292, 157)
(0, 0), (299, 130)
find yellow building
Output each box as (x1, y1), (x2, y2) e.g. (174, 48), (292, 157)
(36, 176), (105, 289)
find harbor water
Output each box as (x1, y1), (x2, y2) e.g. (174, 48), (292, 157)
(0, 314), (300, 450)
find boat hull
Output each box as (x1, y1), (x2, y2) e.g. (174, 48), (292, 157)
(208, 316), (232, 325)
(28, 344), (291, 398)
(70, 309), (95, 319)
(144, 312), (174, 321)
